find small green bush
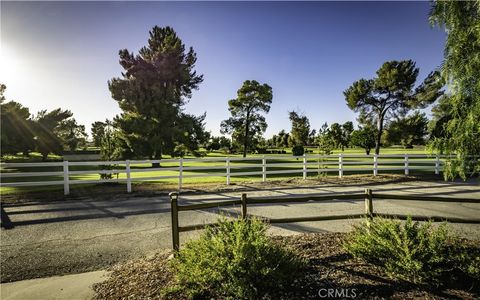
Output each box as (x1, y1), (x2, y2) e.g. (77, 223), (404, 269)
(292, 145), (305, 156)
(169, 217), (304, 299)
(343, 217), (479, 285)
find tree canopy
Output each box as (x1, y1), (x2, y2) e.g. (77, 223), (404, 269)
(0, 85), (35, 155)
(108, 26), (204, 161)
(57, 118), (87, 151)
(33, 108), (74, 160)
(384, 111), (428, 148)
(288, 111), (310, 146)
(220, 80), (273, 157)
(350, 127), (376, 155)
(344, 60), (443, 155)
(428, 0), (480, 180)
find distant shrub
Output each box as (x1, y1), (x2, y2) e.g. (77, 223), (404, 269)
(344, 217), (480, 285)
(168, 217), (304, 299)
(256, 147), (267, 154)
(172, 144), (188, 158)
(292, 145), (305, 156)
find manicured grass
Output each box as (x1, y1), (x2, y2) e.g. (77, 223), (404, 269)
(1, 146), (438, 195)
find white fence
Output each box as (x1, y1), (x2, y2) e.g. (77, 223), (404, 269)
(0, 154), (449, 195)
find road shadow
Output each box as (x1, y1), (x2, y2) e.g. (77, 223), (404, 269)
(2, 179), (478, 230)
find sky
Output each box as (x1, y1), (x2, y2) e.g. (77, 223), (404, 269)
(0, 1), (446, 138)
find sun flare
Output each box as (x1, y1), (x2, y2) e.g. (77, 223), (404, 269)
(0, 45), (22, 84)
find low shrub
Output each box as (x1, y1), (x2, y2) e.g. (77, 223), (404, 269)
(292, 145), (305, 156)
(168, 217), (304, 299)
(343, 217), (479, 285)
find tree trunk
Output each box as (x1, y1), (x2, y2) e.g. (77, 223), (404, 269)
(366, 148), (370, 155)
(375, 115), (384, 155)
(243, 115), (250, 158)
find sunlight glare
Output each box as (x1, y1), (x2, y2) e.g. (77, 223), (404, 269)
(0, 45), (22, 84)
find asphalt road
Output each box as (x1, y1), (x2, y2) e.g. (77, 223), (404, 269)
(1, 179), (479, 283)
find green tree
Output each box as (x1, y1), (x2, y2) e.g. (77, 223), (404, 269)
(108, 26), (203, 164)
(57, 118), (88, 151)
(218, 136), (231, 150)
(308, 129), (317, 146)
(350, 127), (376, 155)
(266, 134), (277, 148)
(273, 130), (290, 148)
(220, 80), (273, 157)
(428, 95), (452, 139)
(98, 120), (122, 179)
(91, 121), (106, 147)
(205, 136), (221, 151)
(0, 85), (35, 156)
(0, 84), (5, 102)
(329, 123), (344, 150)
(344, 60), (443, 155)
(174, 112), (209, 157)
(317, 123), (335, 155)
(33, 109), (73, 160)
(342, 121), (354, 149)
(385, 111), (429, 148)
(288, 110), (310, 146)
(429, 1), (480, 180)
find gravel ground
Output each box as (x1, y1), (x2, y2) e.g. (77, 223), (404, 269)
(92, 233), (480, 300)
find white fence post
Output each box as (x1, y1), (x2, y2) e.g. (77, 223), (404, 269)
(338, 153), (343, 178)
(404, 154), (409, 176)
(178, 158), (183, 192)
(226, 157), (231, 185)
(373, 154), (378, 176)
(302, 154), (307, 180)
(63, 160), (70, 195)
(262, 155), (267, 182)
(435, 154), (440, 175)
(126, 159), (132, 193)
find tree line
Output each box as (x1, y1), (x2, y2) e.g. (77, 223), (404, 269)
(1, 84), (88, 160)
(1, 1), (478, 179)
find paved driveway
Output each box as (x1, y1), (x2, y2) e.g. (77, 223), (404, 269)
(1, 179), (479, 283)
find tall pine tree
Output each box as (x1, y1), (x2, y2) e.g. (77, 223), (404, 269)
(109, 26), (204, 163)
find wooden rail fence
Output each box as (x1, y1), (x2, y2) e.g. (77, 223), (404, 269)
(169, 189), (480, 250)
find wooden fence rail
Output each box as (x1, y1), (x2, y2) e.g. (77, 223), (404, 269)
(169, 189), (480, 250)
(1, 154), (470, 196)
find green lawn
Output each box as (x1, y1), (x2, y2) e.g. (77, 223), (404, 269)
(1, 146), (439, 195)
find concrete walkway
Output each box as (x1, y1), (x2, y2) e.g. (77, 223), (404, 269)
(0, 270), (109, 300)
(1, 179), (479, 285)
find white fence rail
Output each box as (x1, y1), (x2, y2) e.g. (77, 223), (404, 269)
(0, 154), (456, 195)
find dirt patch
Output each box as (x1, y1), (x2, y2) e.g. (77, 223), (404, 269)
(93, 233), (480, 299)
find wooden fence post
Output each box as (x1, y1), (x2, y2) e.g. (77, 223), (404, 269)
(178, 158), (183, 192)
(126, 159), (132, 193)
(63, 160), (70, 196)
(226, 157), (231, 185)
(302, 154), (307, 180)
(262, 156), (266, 182)
(365, 188), (373, 218)
(338, 153), (343, 178)
(241, 193), (247, 219)
(435, 154), (440, 175)
(404, 154), (409, 176)
(170, 192), (180, 251)
(373, 154), (378, 176)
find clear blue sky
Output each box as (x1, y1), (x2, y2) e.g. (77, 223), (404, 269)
(1, 1), (445, 138)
